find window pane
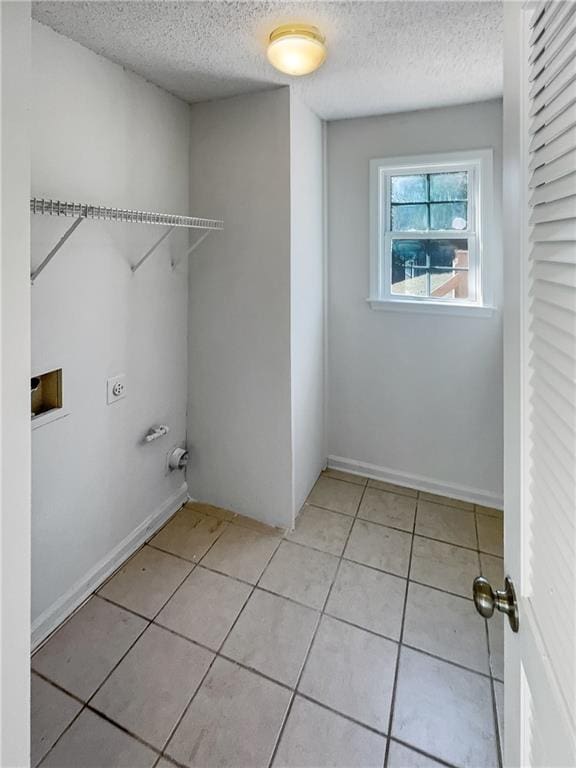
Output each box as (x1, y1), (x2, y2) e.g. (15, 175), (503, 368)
(391, 175), (428, 203)
(429, 171), (468, 202)
(430, 202), (468, 230)
(391, 239), (469, 299)
(391, 204), (428, 231)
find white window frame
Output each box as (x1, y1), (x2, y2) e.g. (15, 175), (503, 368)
(368, 149), (495, 316)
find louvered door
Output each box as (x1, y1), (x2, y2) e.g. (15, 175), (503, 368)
(503, 2), (576, 766)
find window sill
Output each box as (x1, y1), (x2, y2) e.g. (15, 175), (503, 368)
(366, 298), (496, 317)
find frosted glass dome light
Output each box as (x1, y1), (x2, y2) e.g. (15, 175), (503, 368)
(267, 24), (326, 76)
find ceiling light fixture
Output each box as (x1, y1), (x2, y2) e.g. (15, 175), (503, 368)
(266, 24), (326, 76)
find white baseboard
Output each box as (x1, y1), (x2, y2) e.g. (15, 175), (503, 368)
(31, 484), (188, 651)
(327, 455), (503, 509)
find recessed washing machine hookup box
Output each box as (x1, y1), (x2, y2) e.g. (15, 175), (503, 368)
(31, 369), (62, 419)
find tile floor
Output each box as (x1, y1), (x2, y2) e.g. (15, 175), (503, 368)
(31, 471), (504, 768)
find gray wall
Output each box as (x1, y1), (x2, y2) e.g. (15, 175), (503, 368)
(326, 100), (503, 505)
(187, 89), (294, 527)
(31, 21), (191, 644)
(1, 2), (31, 761)
(290, 94), (325, 514)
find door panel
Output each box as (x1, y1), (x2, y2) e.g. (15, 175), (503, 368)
(503, 2), (576, 766)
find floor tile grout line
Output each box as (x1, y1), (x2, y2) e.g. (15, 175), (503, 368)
(295, 691), (389, 738)
(109, 533), (489, 615)
(382, 488), (420, 768)
(490, 674), (504, 768)
(36, 544), (504, 764)
(32, 501), (202, 659)
(30, 494), (497, 656)
(300, 500), (360, 520)
(148, 523), (504, 564)
(299, 500), (358, 518)
(475, 512), (504, 768)
(268, 483), (376, 768)
(97, 584), (499, 688)
(399, 643), (494, 681)
(38, 509), (243, 767)
(34, 658), (465, 768)
(34, 482), (504, 767)
(159, 527), (286, 763)
(266, 480), (372, 768)
(36, 610), (153, 767)
(35, 704), (87, 768)
(150, 501), (503, 560)
(388, 736), (461, 768)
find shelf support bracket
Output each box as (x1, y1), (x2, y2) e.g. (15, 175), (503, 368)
(131, 225), (176, 274)
(171, 229), (213, 270)
(31, 216), (84, 284)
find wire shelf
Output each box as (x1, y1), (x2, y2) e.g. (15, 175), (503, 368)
(30, 197), (223, 282)
(30, 198), (223, 231)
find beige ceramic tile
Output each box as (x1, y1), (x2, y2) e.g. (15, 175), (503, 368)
(91, 624), (213, 749)
(150, 506), (228, 562)
(393, 648), (498, 768)
(41, 709), (157, 768)
(358, 488), (416, 532)
(403, 583), (489, 674)
(156, 566), (251, 649)
(98, 545), (193, 619)
(488, 613), (504, 680)
(166, 657), (290, 768)
(286, 505), (353, 556)
(419, 492), (474, 511)
(387, 742), (445, 767)
(231, 514), (285, 536)
(185, 500), (237, 521)
(480, 553), (505, 587)
(307, 476), (364, 516)
(475, 504), (503, 518)
(415, 501), (477, 549)
(222, 590), (317, 686)
(326, 560), (405, 640)
(477, 514), (504, 557)
(32, 596), (147, 700)
(344, 519), (411, 577)
(367, 479), (418, 497)
(259, 541), (339, 609)
(156, 760), (178, 768)
(31, 674), (82, 767)
(322, 468), (367, 486)
(273, 695), (386, 768)
(494, 680), (504, 747)
(411, 536), (479, 598)
(299, 615), (397, 731)
(201, 525), (279, 583)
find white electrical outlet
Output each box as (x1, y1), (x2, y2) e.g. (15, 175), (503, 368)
(107, 374), (126, 404)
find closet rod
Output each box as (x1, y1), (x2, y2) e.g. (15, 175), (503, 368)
(30, 198), (223, 283)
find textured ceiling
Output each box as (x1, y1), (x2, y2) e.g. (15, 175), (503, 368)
(32, 1), (503, 120)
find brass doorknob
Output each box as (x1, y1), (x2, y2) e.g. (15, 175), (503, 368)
(473, 575), (519, 632)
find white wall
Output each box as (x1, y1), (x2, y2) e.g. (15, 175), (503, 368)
(1, 3), (31, 763)
(327, 100), (503, 505)
(290, 95), (325, 514)
(187, 89), (294, 528)
(31, 22), (191, 644)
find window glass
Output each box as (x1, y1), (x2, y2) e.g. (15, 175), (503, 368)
(390, 170), (469, 232)
(430, 202), (468, 230)
(391, 203), (429, 231)
(391, 239), (469, 299)
(429, 171), (468, 202)
(390, 174), (428, 203)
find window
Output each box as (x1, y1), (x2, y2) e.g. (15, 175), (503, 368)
(369, 150), (494, 314)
